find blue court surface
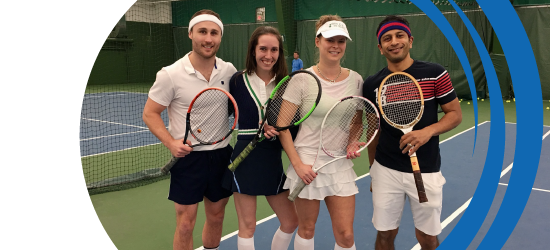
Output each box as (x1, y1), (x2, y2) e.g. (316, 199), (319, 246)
(200, 122), (550, 250)
(80, 92), (167, 157)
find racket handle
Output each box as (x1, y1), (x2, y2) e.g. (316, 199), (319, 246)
(288, 182), (307, 202)
(410, 156), (428, 203)
(227, 141), (257, 172)
(161, 156), (181, 174)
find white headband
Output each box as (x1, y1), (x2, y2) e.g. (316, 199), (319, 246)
(188, 14), (224, 36)
(316, 20), (352, 41)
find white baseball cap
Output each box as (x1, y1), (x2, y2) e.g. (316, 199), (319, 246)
(316, 20), (352, 41)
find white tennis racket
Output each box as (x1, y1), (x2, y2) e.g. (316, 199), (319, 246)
(288, 96), (380, 201)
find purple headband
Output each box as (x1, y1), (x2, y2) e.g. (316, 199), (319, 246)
(377, 21), (412, 44)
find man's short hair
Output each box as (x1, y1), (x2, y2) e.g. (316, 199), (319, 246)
(191, 9), (221, 21)
(294, 51), (299, 56)
(189, 9), (222, 33)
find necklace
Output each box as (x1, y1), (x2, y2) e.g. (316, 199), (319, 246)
(316, 64), (342, 83)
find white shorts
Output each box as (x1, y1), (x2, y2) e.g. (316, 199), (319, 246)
(370, 160), (446, 236)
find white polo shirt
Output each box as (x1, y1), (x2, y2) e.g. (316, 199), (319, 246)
(148, 52), (237, 151)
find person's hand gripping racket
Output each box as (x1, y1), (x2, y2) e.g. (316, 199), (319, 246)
(161, 88), (239, 174)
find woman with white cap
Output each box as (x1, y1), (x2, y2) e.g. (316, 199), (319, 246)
(278, 15), (364, 250)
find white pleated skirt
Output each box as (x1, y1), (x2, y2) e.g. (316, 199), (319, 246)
(283, 147), (359, 200)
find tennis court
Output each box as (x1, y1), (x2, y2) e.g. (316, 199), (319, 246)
(185, 122), (550, 249)
(81, 92), (161, 157)
(87, 99), (550, 249)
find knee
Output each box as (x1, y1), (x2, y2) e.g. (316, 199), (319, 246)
(175, 212), (196, 234)
(206, 209), (225, 225)
(280, 218), (299, 233)
(176, 220), (195, 235)
(334, 229), (355, 247)
(298, 223), (316, 239)
(419, 237), (439, 250)
(239, 220), (257, 237)
(417, 230), (439, 249)
(377, 229), (398, 241)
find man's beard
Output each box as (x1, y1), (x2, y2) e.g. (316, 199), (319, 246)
(193, 43), (217, 59)
(386, 46), (408, 64)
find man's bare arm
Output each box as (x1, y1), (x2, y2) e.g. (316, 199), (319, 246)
(143, 97), (192, 157)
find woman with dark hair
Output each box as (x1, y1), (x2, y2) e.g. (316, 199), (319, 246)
(223, 26), (298, 250)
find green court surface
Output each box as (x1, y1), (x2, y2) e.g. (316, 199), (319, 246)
(89, 100), (550, 249)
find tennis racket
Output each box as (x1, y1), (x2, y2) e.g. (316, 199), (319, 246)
(228, 70), (322, 172)
(377, 72), (427, 203)
(160, 87), (239, 174)
(288, 96), (380, 201)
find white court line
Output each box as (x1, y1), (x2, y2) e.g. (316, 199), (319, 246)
(81, 142), (162, 158)
(440, 121), (489, 145)
(80, 129), (150, 141)
(81, 117), (148, 129)
(505, 121), (550, 128)
(498, 183), (550, 193)
(83, 93), (127, 98)
(193, 123), (488, 250)
(411, 123), (550, 250)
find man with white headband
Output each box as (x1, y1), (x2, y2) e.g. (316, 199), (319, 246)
(363, 15), (461, 250)
(143, 9), (236, 250)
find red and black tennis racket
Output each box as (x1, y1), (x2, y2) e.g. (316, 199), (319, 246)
(161, 87), (238, 174)
(378, 72), (427, 203)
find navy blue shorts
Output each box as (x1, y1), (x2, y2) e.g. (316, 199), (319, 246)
(168, 146), (233, 205)
(222, 139), (287, 196)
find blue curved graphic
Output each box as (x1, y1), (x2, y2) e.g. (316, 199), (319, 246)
(475, 1), (543, 249)
(410, 0), (479, 149)
(437, 1), (506, 249)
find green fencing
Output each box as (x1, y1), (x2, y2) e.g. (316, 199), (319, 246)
(172, 0), (278, 25)
(88, 21), (174, 85)
(295, 9), (492, 99)
(295, 0), (478, 20)
(515, 5), (550, 99)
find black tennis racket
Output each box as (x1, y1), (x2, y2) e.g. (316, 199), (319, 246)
(161, 87), (239, 174)
(228, 70), (322, 172)
(378, 72), (427, 203)
(288, 96), (380, 201)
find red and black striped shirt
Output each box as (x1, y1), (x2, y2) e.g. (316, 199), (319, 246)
(363, 60), (457, 173)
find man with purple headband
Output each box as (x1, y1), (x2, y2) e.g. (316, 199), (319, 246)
(362, 15), (462, 250)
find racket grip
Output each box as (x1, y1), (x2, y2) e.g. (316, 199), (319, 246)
(227, 142), (256, 172)
(288, 182), (307, 202)
(161, 156), (180, 174)
(410, 156), (428, 203)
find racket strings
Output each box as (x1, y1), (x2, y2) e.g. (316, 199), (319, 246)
(380, 75), (422, 126)
(321, 98), (379, 157)
(189, 89), (236, 143)
(266, 73), (320, 128)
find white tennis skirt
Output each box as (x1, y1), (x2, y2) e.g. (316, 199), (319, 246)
(283, 148), (359, 200)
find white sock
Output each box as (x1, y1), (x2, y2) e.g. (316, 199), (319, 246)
(294, 234), (314, 250)
(237, 236), (255, 250)
(334, 242), (356, 250)
(271, 227), (294, 250)
(204, 246), (219, 250)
